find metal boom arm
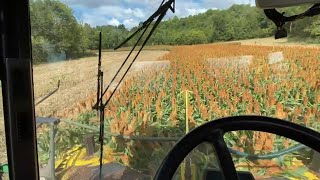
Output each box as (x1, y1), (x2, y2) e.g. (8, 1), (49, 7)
(96, 0), (175, 108)
(114, 0), (175, 50)
(97, 1), (175, 178)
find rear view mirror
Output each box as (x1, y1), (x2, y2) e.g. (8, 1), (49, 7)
(256, 0), (320, 8)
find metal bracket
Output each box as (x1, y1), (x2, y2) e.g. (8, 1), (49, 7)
(35, 80), (60, 106)
(36, 117), (60, 180)
(170, 0), (175, 13)
(264, 4), (320, 39)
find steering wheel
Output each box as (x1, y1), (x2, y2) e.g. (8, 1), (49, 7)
(154, 116), (320, 180)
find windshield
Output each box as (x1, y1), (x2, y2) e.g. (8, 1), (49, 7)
(26, 0), (320, 179)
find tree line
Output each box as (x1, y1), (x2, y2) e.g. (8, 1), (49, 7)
(30, 0), (320, 63)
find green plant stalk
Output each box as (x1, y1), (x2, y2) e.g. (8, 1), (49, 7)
(228, 144), (306, 160)
(60, 119), (180, 142)
(60, 120), (309, 159)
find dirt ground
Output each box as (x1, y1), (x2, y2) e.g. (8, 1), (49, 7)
(234, 37), (320, 47)
(0, 50), (168, 165)
(33, 50), (168, 117)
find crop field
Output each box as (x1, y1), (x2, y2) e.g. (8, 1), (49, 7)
(0, 42), (320, 179)
(0, 50), (168, 165)
(99, 43), (319, 178)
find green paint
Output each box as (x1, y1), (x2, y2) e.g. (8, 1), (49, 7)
(0, 164), (9, 173)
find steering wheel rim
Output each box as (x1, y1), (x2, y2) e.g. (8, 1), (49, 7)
(154, 116), (320, 180)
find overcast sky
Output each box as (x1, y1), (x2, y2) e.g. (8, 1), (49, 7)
(61, 0), (255, 28)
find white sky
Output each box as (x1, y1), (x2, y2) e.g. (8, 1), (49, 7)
(61, 0), (255, 28)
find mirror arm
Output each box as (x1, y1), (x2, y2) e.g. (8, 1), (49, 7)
(264, 3), (320, 39)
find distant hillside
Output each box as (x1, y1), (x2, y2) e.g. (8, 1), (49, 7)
(90, 4), (276, 49)
(30, 1), (319, 63)
(147, 4), (275, 45)
(95, 4), (320, 47)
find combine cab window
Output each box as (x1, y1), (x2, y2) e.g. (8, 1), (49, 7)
(27, 1), (320, 179)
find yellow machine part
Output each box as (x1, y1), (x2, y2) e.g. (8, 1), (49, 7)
(288, 158), (319, 180)
(289, 172), (319, 180)
(55, 145), (113, 170)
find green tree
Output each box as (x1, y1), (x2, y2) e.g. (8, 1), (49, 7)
(303, 17), (320, 42)
(30, 0), (85, 62)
